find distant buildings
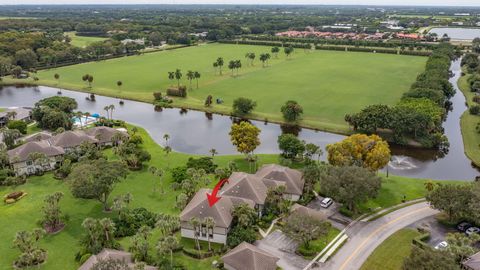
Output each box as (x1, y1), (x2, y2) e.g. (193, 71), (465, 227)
(179, 164), (304, 244)
(7, 126), (127, 176)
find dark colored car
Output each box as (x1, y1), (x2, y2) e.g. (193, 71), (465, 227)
(457, 222), (473, 232)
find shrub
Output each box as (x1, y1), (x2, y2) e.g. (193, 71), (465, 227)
(7, 120), (27, 134)
(297, 245), (317, 257)
(186, 157), (218, 173)
(167, 86), (187, 97)
(226, 226), (256, 248)
(182, 247), (213, 259)
(171, 166), (188, 183)
(232, 97), (257, 116)
(470, 105), (480, 115)
(153, 92), (163, 100)
(113, 207), (157, 237)
(473, 95), (480, 104)
(205, 95), (213, 107)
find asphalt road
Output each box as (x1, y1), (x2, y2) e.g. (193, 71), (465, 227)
(320, 202), (439, 270)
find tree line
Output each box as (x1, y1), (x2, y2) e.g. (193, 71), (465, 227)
(345, 42), (459, 149)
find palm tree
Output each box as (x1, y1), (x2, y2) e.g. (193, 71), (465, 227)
(108, 104), (115, 120)
(235, 60), (242, 76)
(424, 180), (435, 192)
(75, 111), (83, 127)
(54, 73), (60, 86)
(157, 236), (179, 268)
(117, 81), (122, 91)
(189, 217), (201, 251)
(174, 69), (182, 88)
(168, 71), (175, 86)
(194, 71), (201, 89)
(203, 217), (215, 251)
(6, 111), (17, 120)
(216, 57), (224, 75)
(271, 46), (280, 58)
(164, 146), (172, 169)
(248, 52), (255, 66)
(163, 133), (170, 146)
(209, 148), (218, 159)
(228, 60), (235, 76)
(186, 70), (194, 90)
(232, 203), (255, 227)
(84, 112), (91, 127)
(103, 106), (110, 119)
(99, 218), (115, 243)
(149, 166), (165, 193)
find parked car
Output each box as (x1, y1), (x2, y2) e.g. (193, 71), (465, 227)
(457, 222), (472, 232)
(466, 227), (480, 236)
(320, 197), (333, 208)
(434, 241), (448, 250)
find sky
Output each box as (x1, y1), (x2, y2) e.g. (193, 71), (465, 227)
(1, 0), (479, 6)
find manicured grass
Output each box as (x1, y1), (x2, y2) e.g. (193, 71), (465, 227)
(0, 108), (5, 112)
(360, 229), (420, 270)
(458, 74), (480, 167)
(29, 43), (426, 133)
(298, 226), (341, 259)
(0, 124), (462, 270)
(65, 32), (108, 48)
(26, 123), (41, 135)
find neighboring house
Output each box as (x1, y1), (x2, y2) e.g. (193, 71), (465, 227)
(7, 141), (64, 176)
(24, 132), (53, 143)
(50, 130), (98, 151)
(120, 38), (145, 46)
(7, 126), (126, 175)
(180, 188), (255, 244)
(220, 172), (284, 217)
(78, 248), (157, 270)
(464, 251), (480, 270)
(179, 164), (304, 244)
(84, 126), (127, 146)
(0, 107), (32, 127)
(255, 164), (304, 201)
(222, 242), (279, 270)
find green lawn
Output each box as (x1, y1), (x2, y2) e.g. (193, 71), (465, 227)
(30, 43), (426, 133)
(458, 74), (480, 167)
(298, 226), (341, 259)
(0, 124), (461, 270)
(360, 229), (420, 270)
(65, 32), (108, 48)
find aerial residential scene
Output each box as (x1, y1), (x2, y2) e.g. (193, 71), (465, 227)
(0, 0), (480, 270)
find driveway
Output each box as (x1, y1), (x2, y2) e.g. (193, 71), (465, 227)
(255, 230), (309, 270)
(319, 202), (439, 270)
(308, 196), (351, 230)
(408, 216), (457, 247)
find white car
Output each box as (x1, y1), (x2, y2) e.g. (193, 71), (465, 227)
(434, 241), (448, 250)
(320, 197), (333, 208)
(466, 227), (480, 236)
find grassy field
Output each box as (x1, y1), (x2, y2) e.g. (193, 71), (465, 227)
(360, 229), (420, 270)
(458, 74), (480, 167)
(65, 31), (108, 48)
(0, 122), (463, 270)
(29, 43), (426, 133)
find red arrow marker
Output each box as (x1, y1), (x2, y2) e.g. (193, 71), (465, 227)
(207, 178), (229, 207)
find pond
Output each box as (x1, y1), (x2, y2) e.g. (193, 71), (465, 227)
(0, 59), (478, 180)
(429, 27), (480, 41)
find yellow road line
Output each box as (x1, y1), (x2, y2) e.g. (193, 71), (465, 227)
(339, 206), (430, 270)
